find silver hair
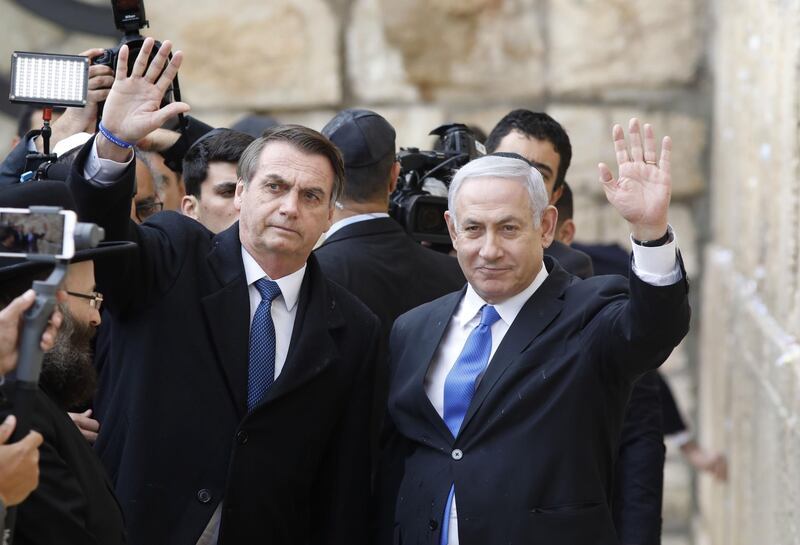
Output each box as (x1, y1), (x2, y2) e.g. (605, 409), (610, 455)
(447, 154), (549, 229)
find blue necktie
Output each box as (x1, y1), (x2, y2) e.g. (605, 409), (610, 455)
(440, 304), (501, 544)
(247, 278), (282, 411)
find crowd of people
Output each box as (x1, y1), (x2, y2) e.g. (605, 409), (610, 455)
(0, 37), (724, 545)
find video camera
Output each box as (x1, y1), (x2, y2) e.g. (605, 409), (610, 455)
(389, 123), (485, 247)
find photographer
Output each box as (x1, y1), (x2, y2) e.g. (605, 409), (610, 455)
(0, 48), (114, 187)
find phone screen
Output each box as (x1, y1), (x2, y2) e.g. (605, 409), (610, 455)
(0, 209), (69, 258)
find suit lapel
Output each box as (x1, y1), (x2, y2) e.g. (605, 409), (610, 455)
(257, 255), (339, 406)
(459, 260), (572, 436)
(409, 289), (465, 443)
(202, 223), (251, 418)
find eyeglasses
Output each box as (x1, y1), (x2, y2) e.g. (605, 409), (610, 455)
(135, 197), (164, 222)
(67, 290), (104, 311)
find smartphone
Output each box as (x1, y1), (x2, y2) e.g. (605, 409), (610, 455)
(0, 207), (77, 259)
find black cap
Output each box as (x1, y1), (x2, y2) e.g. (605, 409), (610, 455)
(322, 109), (396, 170)
(0, 181), (135, 281)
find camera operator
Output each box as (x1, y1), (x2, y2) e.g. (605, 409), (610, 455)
(0, 180), (133, 544)
(0, 288), (61, 526)
(0, 48), (114, 188)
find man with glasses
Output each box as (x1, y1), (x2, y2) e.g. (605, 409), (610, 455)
(0, 180), (133, 545)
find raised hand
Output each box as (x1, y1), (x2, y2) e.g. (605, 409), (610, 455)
(98, 37), (190, 161)
(598, 118), (671, 241)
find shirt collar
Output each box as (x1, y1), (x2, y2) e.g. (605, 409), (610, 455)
(325, 213), (390, 239)
(240, 246), (306, 312)
(456, 262), (549, 329)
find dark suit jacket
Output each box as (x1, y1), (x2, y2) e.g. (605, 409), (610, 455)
(0, 133), (32, 187)
(314, 217), (465, 341)
(545, 240), (594, 279)
(378, 257), (689, 545)
(0, 385), (126, 545)
(68, 138), (380, 545)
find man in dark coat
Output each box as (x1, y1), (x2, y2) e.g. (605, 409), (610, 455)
(68, 39), (379, 545)
(0, 181), (131, 545)
(378, 120), (690, 545)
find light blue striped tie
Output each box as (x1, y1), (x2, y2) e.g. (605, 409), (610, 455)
(247, 278), (281, 411)
(440, 304), (501, 544)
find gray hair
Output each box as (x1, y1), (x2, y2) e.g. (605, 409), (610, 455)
(447, 154), (549, 228)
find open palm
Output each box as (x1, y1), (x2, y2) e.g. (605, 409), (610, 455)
(598, 119), (671, 241)
(101, 38), (190, 144)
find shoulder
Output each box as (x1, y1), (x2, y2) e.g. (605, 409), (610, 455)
(394, 289), (461, 332)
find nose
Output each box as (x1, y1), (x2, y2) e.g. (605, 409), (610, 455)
(279, 189), (300, 218)
(478, 230), (503, 261)
(90, 307), (101, 327)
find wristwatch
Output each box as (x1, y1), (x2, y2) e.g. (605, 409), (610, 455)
(632, 225), (673, 247)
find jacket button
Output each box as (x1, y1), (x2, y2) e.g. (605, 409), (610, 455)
(451, 449), (463, 460)
(197, 489), (212, 504)
(428, 519), (439, 531)
(236, 430), (248, 444)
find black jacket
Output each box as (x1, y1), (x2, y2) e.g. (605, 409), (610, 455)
(68, 138), (380, 545)
(378, 257), (689, 545)
(0, 385), (126, 545)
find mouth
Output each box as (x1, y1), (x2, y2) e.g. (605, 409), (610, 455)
(268, 225), (300, 236)
(476, 266), (511, 275)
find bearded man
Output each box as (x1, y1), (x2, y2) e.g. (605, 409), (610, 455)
(0, 181), (132, 545)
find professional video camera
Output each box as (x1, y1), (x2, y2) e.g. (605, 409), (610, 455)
(389, 123), (485, 247)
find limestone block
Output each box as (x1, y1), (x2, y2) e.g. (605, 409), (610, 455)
(610, 109), (707, 199)
(348, 0), (545, 102)
(146, 0), (341, 109)
(546, 106), (613, 200)
(0, 2), (67, 74)
(548, 0), (702, 95)
(663, 458), (692, 522)
(278, 109), (339, 132)
(365, 105), (447, 151)
(661, 342), (689, 375)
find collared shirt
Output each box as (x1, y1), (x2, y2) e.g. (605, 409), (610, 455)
(241, 246), (305, 382)
(324, 212), (390, 240)
(425, 239), (681, 545)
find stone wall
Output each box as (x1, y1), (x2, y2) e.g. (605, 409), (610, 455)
(697, 1), (800, 544)
(0, 1), (712, 541)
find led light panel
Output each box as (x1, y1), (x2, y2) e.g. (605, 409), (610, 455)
(9, 52), (89, 107)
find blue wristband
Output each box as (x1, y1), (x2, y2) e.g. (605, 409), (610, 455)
(98, 122), (134, 149)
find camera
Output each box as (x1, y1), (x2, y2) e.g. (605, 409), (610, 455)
(93, 0), (179, 108)
(389, 123), (485, 247)
(0, 207), (105, 260)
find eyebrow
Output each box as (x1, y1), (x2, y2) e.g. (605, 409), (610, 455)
(213, 181), (237, 194)
(530, 161), (553, 178)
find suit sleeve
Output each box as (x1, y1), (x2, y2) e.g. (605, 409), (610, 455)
(310, 312), (381, 545)
(67, 136), (201, 315)
(588, 255), (690, 380)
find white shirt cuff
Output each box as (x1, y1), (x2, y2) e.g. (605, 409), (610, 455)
(83, 138), (133, 186)
(630, 227), (682, 286)
(668, 430), (694, 448)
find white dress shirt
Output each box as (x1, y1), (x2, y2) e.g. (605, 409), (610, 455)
(425, 239), (681, 545)
(324, 212), (390, 239)
(241, 247), (305, 382)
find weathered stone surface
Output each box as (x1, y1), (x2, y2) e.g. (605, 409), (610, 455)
(663, 457), (693, 522)
(548, 0), (703, 95)
(0, 2), (67, 75)
(146, 0), (341, 109)
(348, 0), (545, 102)
(361, 105), (447, 150)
